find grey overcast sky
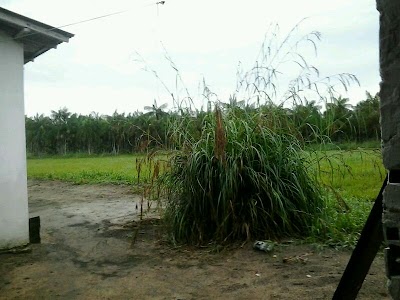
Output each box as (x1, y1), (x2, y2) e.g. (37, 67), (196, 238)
(2, 0), (380, 116)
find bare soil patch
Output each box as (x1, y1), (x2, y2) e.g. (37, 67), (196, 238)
(0, 180), (389, 299)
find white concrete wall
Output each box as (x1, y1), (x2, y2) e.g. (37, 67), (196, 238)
(0, 30), (29, 249)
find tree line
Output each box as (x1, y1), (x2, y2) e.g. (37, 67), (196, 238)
(25, 92), (380, 156)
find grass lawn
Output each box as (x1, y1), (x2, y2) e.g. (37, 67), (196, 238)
(314, 149), (385, 201)
(27, 154), (168, 185)
(27, 150), (385, 201)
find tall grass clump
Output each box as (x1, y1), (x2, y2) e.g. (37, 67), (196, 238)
(155, 20), (359, 245)
(163, 106), (323, 243)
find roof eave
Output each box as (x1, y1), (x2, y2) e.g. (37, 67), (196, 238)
(0, 7), (74, 64)
(0, 7), (73, 42)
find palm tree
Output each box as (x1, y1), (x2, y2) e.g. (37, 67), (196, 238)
(51, 107), (71, 155)
(324, 96), (354, 142)
(108, 111), (127, 155)
(26, 114), (53, 155)
(144, 99), (168, 120)
(326, 96), (352, 117)
(291, 100), (322, 142)
(353, 91), (380, 141)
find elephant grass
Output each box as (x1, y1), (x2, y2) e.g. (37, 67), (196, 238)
(162, 108), (324, 244)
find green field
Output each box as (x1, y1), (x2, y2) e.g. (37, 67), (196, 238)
(27, 154), (168, 185)
(27, 150), (385, 201)
(314, 149), (385, 201)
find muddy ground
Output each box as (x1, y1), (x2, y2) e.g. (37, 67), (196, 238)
(0, 180), (390, 299)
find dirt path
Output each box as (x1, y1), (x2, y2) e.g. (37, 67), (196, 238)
(0, 180), (390, 299)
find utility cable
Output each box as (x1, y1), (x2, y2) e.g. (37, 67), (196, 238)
(0, 0), (166, 42)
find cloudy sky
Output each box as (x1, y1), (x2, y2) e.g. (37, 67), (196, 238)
(2, 0), (380, 116)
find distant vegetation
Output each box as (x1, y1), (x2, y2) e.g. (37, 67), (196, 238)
(25, 91), (380, 156)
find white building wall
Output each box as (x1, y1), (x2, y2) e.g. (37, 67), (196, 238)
(0, 30), (29, 249)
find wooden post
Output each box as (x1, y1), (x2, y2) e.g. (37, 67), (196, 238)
(332, 175), (387, 300)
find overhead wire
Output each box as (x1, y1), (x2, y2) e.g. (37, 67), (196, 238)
(0, 0), (166, 43)
(1, 0), (170, 112)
